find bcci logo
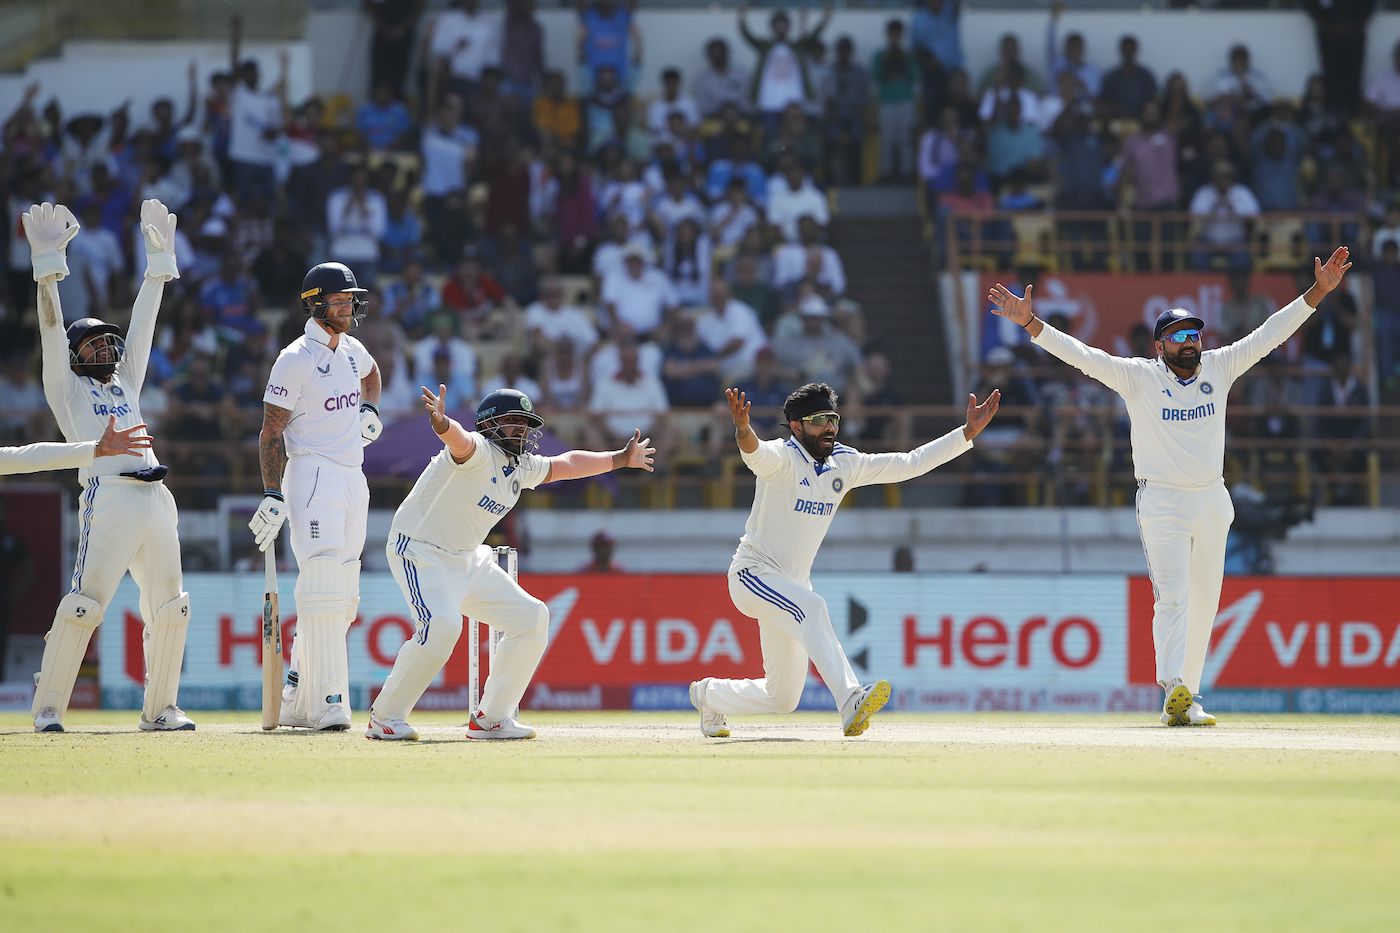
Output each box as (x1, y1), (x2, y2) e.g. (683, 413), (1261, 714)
(511, 479), (521, 495)
(520, 396), (534, 413)
(111, 385), (124, 397)
(1201, 381), (1214, 395)
(832, 478), (845, 493)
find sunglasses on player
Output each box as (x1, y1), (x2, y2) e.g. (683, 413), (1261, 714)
(800, 412), (841, 428)
(1162, 329), (1202, 344)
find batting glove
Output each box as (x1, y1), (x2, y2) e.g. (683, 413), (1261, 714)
(360, 402), (382, 446)
(139, 199), (180, 282)
(21, 202), (80, 282)
(248, 491), (287, 552)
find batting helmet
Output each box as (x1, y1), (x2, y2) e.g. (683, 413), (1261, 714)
(475, 389), (545, 457)
(301, 262), (369, 330)
(65, 318), (125, 379)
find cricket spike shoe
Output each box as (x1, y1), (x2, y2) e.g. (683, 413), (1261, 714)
(365, 711), (419, 741)
(465, 710), (537, 740)
(689, 678), (731, 738)
(138, 705), (196, 731)
(841, 679), (892, 737)
(33, 706), (64, 733)
(1161, 678), (1194, 727)
(313, 705), (352, 732)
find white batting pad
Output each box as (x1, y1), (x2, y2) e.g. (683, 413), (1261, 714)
(31, 592), (103, 720)
(141, 592), (190, 721)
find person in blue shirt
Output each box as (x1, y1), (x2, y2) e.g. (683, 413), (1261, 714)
(356, 82), (413, 151)
(911, 0), (964, 121)
(577, 0), (641, 93)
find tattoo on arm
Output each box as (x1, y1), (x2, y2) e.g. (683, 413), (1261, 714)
(259, 404), (291, 491)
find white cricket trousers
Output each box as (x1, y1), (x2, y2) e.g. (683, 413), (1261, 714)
(374, 535), (548, 722)
(703, 568), (862, 716)
(282, 457), (368, 719)
(1135, 479), (1234, 694)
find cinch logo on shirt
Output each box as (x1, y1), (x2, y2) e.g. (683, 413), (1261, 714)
(324, 390), (361, 412)
(92, 402), (132, 417)
(477, 495), (509, 516)
(1161, 402), (1216, 422)
(267, 384), (289, 397)
(794, 498), (835, 516)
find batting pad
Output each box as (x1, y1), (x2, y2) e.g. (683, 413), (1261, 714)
(31, 593), (103, 719)
(141, 592), (190, 721)
(342, 558), (362, 627)
(293, 556), (350, 721)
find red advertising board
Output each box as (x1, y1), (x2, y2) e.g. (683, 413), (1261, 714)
(1128, 577), (1400, 688)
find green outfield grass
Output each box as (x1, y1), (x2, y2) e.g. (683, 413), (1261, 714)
(3, 712), (1399, 932)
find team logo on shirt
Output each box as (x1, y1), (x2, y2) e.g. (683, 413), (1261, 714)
(1200, 381), (1214, 395)
(267, 384), (289, 397)
(324, 390), (361, 411)
(316, 363), (331, 375)
(511, 479), (521, 495)
(832, 478), (845, 493)
(110, 385), (124, 397)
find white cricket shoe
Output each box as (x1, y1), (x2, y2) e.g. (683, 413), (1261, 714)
(1161, 678), (1194, 727)
(841, 680), (892, 737)
(1181, 699), (1217, 726)
(313, 706), (352, 732)
(278, 709), (314, 729)
(139, 705), (196, 731)
(365, 711), (418, 741)
(689, 678), (730, 738)
(465, 710), (536, 740)
(34, 707), (64, 733)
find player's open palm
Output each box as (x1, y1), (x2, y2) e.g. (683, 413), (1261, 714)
(1313, 246), (1352, 297)
(621, 429), (656, 472)
(725, 387), (751, 430)
(94, 415), (154, 458)
(987, 283), (1033, 327)
(963, 389), (1001, 441)
(422, 383), (446, 419)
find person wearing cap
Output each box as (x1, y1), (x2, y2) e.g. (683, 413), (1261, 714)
(21, 199), (195, 733)
(988, 245), (1353, 727)
(773, 295), (863, 394)
(690, 381), (1000, 739)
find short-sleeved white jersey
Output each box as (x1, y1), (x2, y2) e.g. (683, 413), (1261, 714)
(731, 429), (973, 583)
(1031, 296), (1314, 487)
(263, 319), (376, 468)
(390, 431), (551, 553)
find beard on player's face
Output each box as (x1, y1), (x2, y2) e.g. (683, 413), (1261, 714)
(1160, 341), (1200, 372)
(793, 420), (838, 461)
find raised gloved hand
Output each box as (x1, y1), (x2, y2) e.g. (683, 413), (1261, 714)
(139, 199), (180, 282)
(360, 402), (382, 446)
(248, 491), (287, 552)
(21, 202), (80, 282)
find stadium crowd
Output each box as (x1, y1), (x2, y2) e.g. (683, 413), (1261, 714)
(0, 0), (1391, 511)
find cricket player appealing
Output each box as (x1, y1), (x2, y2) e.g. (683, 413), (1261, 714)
(0, 416), (153, 475)
(249, 262), (383, 731)
(23, 200), (194, 733)
(988, 245), (1353, 726)
(366, 384), (655, 741)
(691, 383), (1001, 738)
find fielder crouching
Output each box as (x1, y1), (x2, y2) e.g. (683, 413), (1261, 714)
(23, 200), (193, 733)
(366, 384), (655, 741)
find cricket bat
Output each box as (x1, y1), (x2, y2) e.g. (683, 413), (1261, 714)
(261, 542), (283, 730)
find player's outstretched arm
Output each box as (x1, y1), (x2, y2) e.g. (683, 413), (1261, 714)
(846, 391), (999, 487)
(0, 413), (141, 473)
(544, 429), (656, 484)
(423, 383), (477, 464)
(988, 281), (1136, 396)
(727, 387), (760, 454)
(125, 199), (180, 391)
(22, 203), (80, 405)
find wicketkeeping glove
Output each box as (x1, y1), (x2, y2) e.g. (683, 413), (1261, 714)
(21, 202), (80, 282)
(248, 491), (287, 552)
(139, 198), (180, 282)
(360, 402), (382, 446)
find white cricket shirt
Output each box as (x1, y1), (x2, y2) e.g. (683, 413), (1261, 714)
(731, 430), (973, 583)
(1031, 295), (1314, 487)
(39, 278), (164, 485)
(390, 431), (551, 553)
(264, 318), (376, 468)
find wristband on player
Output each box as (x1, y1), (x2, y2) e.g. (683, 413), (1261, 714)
(262, 489), (285, 501)
(360, 401), (379, 414)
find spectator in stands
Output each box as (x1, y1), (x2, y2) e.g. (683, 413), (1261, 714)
(420, 99), (479, 259)
(1051, 107), (1109, 269)
(1315, 350), (1370, 501)
(540, 335), (588, 412)
(1249, 114), (1304, 212)
(695, 38), (749, 119)
(1302, 285), (1358, 372)
(1045, 3), (1100, 97)
(1365, 39), (1400, 183)
(586, 340), (671, 452)
(744, 346), (791, 412)
(706, 133), (767, 207)
(911, 0), (964, 121)
(382, 257), (440, 337)
(430, 0), (498, 103)
(871, 20), (917, 184)
(647, 68), (701, 135)
(762, 104), (824, 175)
(773, 296), (862, 395)
(938, 161), (997, 264)
(1219, 269), (1274, 345)
(357, 82), (413, 151)
(766, 155), (829, 242)
(917, 106), (968, 210)
(366, 0), (424, 101)
(806, 38), (835, 121)
(985, 96), (1047, 189)
(774, 216), (845, 296)
(738, 2), (832, 136)
(850, 350), (901, 442)
(1210, 44), (1272, 119)
(1303, 164), (1367, 250)
(579, 530), (623, 573)
(1304, 0), (1373, 118)
(501, 0), (545, 108)
(379, 189), (424, 276)
(326, 165), (388, 284)
(661, 218), (711, 308)
(977, 59), (1041, 130)
(978, 33), (1042, 95)
(0, 355), (48, 442)
(553, 152), (599, 274)
(200, 252), (265, 345)
(413, 311), (478, 400)
(1098, 34), (1156, 120)
(59, 202), (124, 322)
(662, 314), (723, 408)
(526, 275), (598, 358)
(1374, 239), (1400, 394)
(226, 18), (283, 202)
(533, 70), (582, 150)
(708, 178), (760, 249)
(1187, 160), (1259, 270)
(577, 0), (641, 92)
(729, 252), (781, 331)
(442, 254), (508, 338)
(696, 279), (767, 384)
(602, 243), (677, 339)
(166, 354), (232, 507)
(585, 65), (631, 151)
(650, 169), (707, 240)
(480, 352), (543, 401)
(826, 36), (869, 187)
(1128, 322), (1154, 359)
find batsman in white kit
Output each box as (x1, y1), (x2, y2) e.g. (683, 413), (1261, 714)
(365, 384), (655, 741)
(22, 200), (195, 733)
(249, 262), (383, 731)
(690, 382), (1001, 738)
(988, 245), (1353, 726)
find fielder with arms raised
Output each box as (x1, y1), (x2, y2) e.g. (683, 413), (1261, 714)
(249, 262), (383, 731)
(690, 382), (1000, 738)
(988, 245), (1352, 726)
(366, 384), (655, 741)
(23, 199), (193, 733)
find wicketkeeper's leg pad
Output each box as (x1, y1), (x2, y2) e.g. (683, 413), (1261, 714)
(141, 591), (191, 721)
(31, 592), (103, 720)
